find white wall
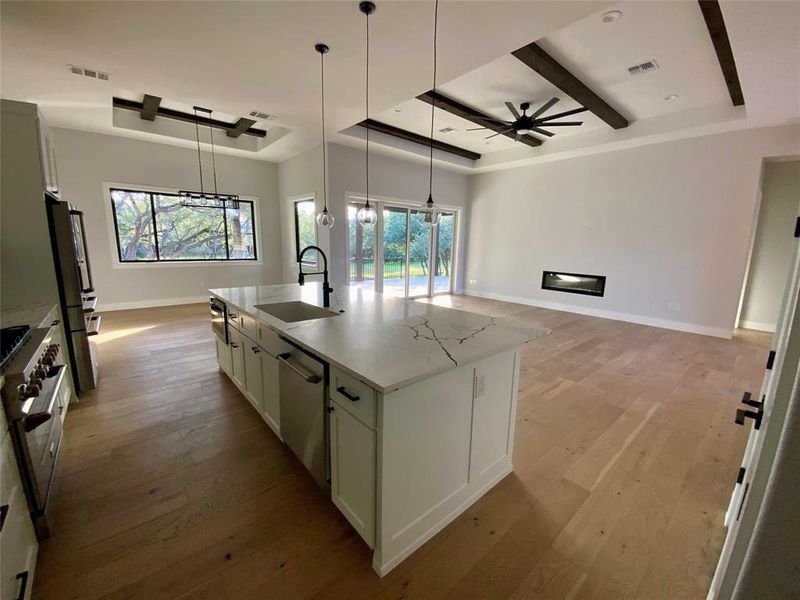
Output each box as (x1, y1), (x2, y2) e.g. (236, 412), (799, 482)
(277, 143), (471, 290)
(464, 125), (800, 337)
(739, 160), (800, 332)
(52, 128), (283, 310)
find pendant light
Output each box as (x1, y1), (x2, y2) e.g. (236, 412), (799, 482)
(315, 43), (335, 229)
(420, 0), (440, 228)
(356, 1), (377, 228)
(179, 106), (240, 208)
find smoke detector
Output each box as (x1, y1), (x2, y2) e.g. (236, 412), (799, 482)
(627, 60), (659, 76)
(68, 64), (110, 81)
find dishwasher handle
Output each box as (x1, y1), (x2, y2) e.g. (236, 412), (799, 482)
(277, 353), (322, 383)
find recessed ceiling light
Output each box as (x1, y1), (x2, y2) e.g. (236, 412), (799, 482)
(394, 107), (403, 113)
(664, 94), (679, 101)
(601, 10), (623, 23)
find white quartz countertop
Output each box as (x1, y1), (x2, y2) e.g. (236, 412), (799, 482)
(210, 284), (549, 393)
(1, 302), (58, 329)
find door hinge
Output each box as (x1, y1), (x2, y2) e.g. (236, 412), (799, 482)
(794, 216), (800, 238)
(766, 350), (776, 370)
(737, 467), (745, 484)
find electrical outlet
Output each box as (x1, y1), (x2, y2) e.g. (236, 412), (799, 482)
(474, 374), (485, 398)
(469, 278), (477, 286)
(667, 302), (681, 312)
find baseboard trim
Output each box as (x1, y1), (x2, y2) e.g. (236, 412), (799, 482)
(739, 320), (776, 333)
(463, 289), (733, 339)
(98, 295), (209, 312)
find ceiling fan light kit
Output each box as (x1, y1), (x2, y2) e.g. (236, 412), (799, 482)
(469, 97), (588, 141)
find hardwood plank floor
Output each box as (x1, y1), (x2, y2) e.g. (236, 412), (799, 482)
(32, 297), (770, 599)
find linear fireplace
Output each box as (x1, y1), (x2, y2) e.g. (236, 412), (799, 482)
(542, 271), (606, 297)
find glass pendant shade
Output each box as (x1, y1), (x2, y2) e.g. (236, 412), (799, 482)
(356, 202), (377, 227)
(420, 195), (439, 228)
(316, 206), (335, 228)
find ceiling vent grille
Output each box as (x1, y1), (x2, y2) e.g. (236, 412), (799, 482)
(627, 59), (659, 76)
(438, 127), (456, 134)
(68, 64), (110, 81)
(249, 110), (274, 121)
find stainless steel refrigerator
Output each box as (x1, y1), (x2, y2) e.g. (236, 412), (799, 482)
(45, 192), (99, 394)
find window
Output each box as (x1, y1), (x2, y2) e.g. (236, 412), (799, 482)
(110, 188), (257, 262)
(294, 199), (317, 265)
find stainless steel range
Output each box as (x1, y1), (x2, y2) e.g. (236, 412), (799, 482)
(1, 323), (69, 539)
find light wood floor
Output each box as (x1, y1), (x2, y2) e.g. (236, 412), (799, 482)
(33, 297), (770, 600)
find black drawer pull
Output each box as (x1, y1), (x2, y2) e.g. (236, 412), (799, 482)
(251, 346), (260, 354)
(15, 570), (29, 600)
(741, 391), (763, 409)
(0, 504), (8, 532)
(336, 386), (360, 402)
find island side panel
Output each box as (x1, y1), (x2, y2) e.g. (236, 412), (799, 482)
(372, 348), (520, 576)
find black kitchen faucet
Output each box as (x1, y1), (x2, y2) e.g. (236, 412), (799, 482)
(298, 245), (333, 308)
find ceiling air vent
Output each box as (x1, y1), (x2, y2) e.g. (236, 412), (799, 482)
(438, 127), (456, 134)
(249, 110), (275, 121)
(627, 59), (659, 76)
(68, 64), (110, 81)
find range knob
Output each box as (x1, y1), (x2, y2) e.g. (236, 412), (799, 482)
(41, 354), (54, 366)
(28, 376), (42, 391)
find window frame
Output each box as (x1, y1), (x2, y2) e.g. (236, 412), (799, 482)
(293, 198), (318, 266)
(108, 186), (259, 264)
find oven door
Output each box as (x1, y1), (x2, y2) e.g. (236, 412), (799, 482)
(210, 297), (228, 344)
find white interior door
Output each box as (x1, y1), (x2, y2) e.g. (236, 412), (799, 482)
(709, 220), (800, 598)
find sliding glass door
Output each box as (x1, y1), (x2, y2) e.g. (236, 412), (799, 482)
(347, 199), (457, 298)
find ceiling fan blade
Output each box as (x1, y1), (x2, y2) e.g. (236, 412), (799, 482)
(485, 128), (513, 139)
(475, 115), (511, 125)
(530, 97), (560, 119)
(505, 101), (521, 120)
(467, 127), (488, 131)
(536, 107), (589, 123)
(530, 127), (555, 138)
(536, 121), (583, 127)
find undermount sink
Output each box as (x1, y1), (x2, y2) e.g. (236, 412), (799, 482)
(254, 301), (340, 323)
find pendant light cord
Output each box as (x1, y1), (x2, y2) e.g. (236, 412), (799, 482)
(365, 8), (370, 209)
(208, 114), (219, 198)
(428, 0), (439, 201)
(193, 107), (204, 196)
(320, 50), (328, 212)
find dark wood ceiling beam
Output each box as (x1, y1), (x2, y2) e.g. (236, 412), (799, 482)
(511, 42), (629, 129)
(416, 90), (542, 148)
(698, 0), (745, 106)
(357, 119), (480, 161)
(140, 94), (161, 121)
(227, 117), (258, 138)
(112, 97), (267, 138)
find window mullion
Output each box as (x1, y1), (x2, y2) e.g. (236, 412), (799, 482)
(150, 192), (161, 261)
(223, 203), (230, 259)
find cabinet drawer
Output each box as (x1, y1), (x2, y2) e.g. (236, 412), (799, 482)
(240, 313), (258, 339)
(330, 367), (376, 429)
(226, 307), (242, 330)
(257, 325), (292, 357)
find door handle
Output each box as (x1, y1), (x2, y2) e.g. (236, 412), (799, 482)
(336, 386), (360, 402)
(277, 353), (321, 383)
(15, 571), (29, 600)
(735, 408), (763, 430)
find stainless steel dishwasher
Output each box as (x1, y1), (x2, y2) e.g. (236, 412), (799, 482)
(277, 340), (328, 487)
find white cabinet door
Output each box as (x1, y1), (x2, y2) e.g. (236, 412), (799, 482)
(261, 352), (281, 438)
(243, 337), (263, 412)
(330, 401), (376, 547)
(216, 335), (232, 376)
(228, 328), (246, 390)
(469, 350), (517, 482)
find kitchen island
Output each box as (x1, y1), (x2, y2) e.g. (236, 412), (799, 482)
(210, 283), (548, 576)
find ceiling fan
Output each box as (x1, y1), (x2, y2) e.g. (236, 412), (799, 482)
(468, 98), (588, 140)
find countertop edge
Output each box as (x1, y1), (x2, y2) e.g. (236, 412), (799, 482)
(209, 290), (529, 394)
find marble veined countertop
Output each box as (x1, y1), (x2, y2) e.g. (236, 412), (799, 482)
(210, 284), (549, 393)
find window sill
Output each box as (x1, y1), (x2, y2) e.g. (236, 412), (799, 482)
(112, 260), (264, 270)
